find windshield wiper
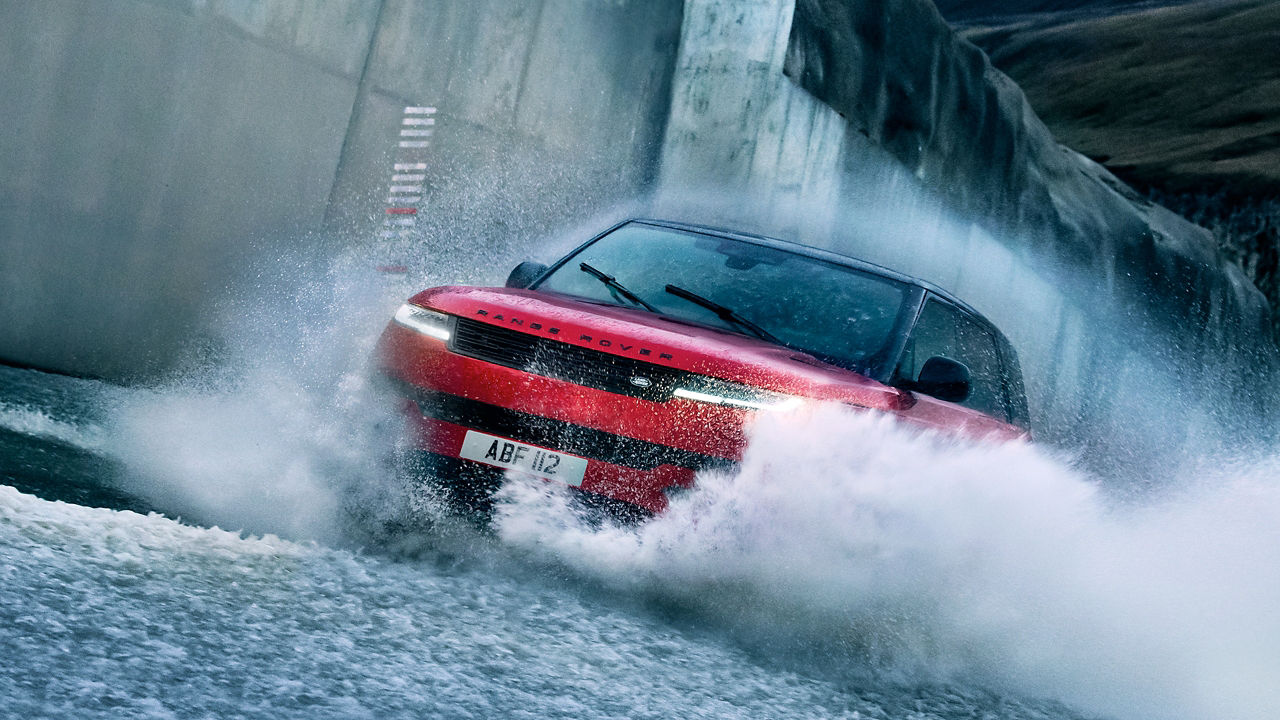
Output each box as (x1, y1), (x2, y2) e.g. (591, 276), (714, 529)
(664, 284), (780, 344)
(579, 262), (657, 312)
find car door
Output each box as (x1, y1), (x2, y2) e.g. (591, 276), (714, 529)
(892, 295), (1020, 436)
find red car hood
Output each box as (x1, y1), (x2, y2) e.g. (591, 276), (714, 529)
(412, 286), (913, 412)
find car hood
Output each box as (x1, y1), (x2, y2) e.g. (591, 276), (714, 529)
(411, 286), (912, 412)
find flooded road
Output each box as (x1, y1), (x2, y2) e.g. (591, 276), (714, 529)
(4, 355), (1279, 719)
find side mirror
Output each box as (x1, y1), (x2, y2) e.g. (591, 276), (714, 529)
(909, 356), (971, 403)
(505, 261), (548, 289)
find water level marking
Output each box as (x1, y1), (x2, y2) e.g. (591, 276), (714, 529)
(376, 103), (440, 264)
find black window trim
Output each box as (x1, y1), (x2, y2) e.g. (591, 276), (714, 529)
(897, 291), (1028, 425)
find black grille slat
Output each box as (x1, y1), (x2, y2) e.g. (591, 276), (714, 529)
(451, 319), (539, 368)
(449, 317), (685, 401)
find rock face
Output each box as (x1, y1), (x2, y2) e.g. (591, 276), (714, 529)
(1, 0), (1274, 460)
(956, 0), (1280, 337)
(786, 0), (1263, 328)
(959, 0), (1280, 194)
(931, 0), (1193, 22)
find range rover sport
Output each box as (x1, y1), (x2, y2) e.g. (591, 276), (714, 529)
(377, 220), (1030, 517)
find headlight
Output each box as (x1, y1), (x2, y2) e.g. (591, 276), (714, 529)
(393, 304), (455, 341)
(673, 380), (803, 411)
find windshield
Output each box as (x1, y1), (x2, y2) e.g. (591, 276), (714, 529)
(534, 222), (911, 376)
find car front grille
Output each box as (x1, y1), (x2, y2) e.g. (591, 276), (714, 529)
(394, 383), (731, 472)
(450, 317), (685, 401)
(450, 317), (538, 366)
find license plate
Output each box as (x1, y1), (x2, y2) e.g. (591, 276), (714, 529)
(458, 430), (588, 487)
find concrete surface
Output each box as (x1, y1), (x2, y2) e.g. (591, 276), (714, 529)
(0, 0), (379, 378)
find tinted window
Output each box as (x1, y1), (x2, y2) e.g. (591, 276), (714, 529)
(898, 298), (1009, 420)
(536, 223), (910, 374)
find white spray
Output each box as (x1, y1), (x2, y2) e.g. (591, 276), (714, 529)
(92, 205), (1280, 720)
(495, 404), (1280, 720)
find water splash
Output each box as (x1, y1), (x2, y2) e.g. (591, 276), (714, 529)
(102, 247), (424, 543)
(494, 404), (1280, 720)
(81, 211), (1280, 719)
(0, 400), (105, 451)
(97, 203), (644, 543)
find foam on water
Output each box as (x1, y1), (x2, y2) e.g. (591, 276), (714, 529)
(0, 400), (105, 451)
(5, 481), (1082, 719)
(494, 405), (1280, 720)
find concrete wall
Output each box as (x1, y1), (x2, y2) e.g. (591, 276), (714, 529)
(0, 0), (682, 378)
(324, 0), (683, 272)
(0, 0), (380, 378)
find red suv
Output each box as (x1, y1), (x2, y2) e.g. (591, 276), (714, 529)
(377, 220), (1030, 517)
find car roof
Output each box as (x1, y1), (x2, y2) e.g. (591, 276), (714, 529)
(629, 218), (994, 327)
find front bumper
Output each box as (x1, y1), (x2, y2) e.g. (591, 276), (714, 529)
(378, 323), (744, 514)
(393, 383), (729, 513)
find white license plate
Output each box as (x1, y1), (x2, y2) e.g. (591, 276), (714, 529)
(458, 430), (588, 487)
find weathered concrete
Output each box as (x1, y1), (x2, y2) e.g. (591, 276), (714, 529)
(324, 0), (683, 267)
(0, 0), (380, 378)
(0, 0), (683, 378)
(783, 0), (1274, 450)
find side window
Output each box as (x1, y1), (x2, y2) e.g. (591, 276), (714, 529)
(899, 298), (1009, 421)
